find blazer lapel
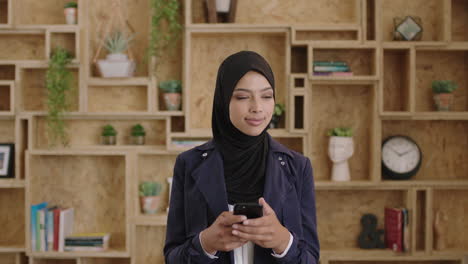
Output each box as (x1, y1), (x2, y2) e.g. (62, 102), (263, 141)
(191, 148), (229, 219)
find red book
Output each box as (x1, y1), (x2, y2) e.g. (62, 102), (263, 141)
(385, 207), (403, 252)
(53, 208), (61, 251)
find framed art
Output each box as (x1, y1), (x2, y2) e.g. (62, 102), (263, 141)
(0, 143), (14, 178)
(393, 16), (423, 41)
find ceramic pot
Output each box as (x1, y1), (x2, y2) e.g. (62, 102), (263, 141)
(163, 93), (181, 111)
(140, 196), (160, 214)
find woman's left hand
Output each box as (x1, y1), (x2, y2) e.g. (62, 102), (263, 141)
(231, 197), (291, 254)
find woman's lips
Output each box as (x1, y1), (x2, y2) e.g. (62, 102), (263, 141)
(245, 118), (264, 126)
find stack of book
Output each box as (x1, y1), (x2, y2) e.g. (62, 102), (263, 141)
(65, 233), (111, 252)
(313, 61), (353, 76)
(31, 202), (74, 252)
(385, 207), (410, 252)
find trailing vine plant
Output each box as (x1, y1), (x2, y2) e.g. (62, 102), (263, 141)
(46, 47), (74, 147)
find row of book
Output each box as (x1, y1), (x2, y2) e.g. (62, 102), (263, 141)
(313, 61), (353, 77)
(31, 202), (110, 252)
(385, 207), (410, 252)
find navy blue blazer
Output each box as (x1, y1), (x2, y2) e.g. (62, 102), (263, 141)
(164, 135), (320, 263)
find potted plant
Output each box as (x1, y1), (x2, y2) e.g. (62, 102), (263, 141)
(147, 0), (182, 72)
(139, 181), (162, 214)
(159, 80), (182, 110)
(432, 80), (458, 111)
(101, 124), (117, 145)
(327, 127), (354, 182)
(46, 47), (74, 147)
(64, 2), (78, 25)
(131, 124), (146, 145)
(269, 103), (285, 129)
(97, 30), (136, 78)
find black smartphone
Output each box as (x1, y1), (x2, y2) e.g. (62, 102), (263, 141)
(233, 203), (263, 219)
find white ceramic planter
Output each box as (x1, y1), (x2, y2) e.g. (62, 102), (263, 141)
(216, 0), (231, 12)
(328, 136), (354, 182)
(97, 53), (136, 78)
(64, 8), (77, 25)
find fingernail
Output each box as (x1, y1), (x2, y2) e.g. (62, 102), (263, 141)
(232, 230), (238, 235)
(241, 216), (247, 221)
(243, 220), (249, 225)
(232, 224), (238, 229)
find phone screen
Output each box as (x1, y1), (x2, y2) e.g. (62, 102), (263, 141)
(233, 203), (263, 219)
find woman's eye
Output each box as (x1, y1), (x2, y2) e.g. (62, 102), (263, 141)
(235, 96), (248, 100)
(263, 95), (273, 99)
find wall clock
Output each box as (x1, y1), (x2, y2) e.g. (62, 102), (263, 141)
(382, 135), (422, 180)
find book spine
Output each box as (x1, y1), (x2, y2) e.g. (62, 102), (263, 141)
(53, 208), (60, 251)
(385, 207), (403, 252)
(313, 61), (348, 66)
(46, 210), (54, 251)
(313, 66), (350, 72)
(64, 246), (106, 252)
(39, 209), (46, 251)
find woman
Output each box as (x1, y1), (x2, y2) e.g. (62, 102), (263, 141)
(164, 51), (320, 263)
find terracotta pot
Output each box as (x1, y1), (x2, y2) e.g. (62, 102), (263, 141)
(140, 196), (160, 214)
(433, 93), (454, 111)
(163, 93), (182, 111)
(101, 135), (116, 145)
(64, 8), (77, 25)
(131, 135), (145, 145)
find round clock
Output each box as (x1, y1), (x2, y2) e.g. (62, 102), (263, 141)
(382, 135), (422, 180)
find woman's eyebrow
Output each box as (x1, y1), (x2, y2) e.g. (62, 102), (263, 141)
(233, 87), (273, 92)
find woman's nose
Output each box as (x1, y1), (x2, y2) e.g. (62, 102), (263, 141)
(250, 98), (262, 113)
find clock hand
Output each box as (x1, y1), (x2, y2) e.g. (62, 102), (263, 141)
(400, 149), (414, 156)
(388, 145), (402, 156)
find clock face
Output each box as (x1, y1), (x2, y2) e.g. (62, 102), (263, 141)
(382, 136), (421, 174)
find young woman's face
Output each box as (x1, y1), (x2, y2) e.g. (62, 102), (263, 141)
(229, 71), (274, 136)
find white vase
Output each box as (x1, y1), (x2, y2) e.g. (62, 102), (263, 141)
(97, 53), (136, 78)
(167, 177), (173, 212)
(216, 0), (231, 13)
(64, 8), (77, 25)
(328, 136), (354, 182)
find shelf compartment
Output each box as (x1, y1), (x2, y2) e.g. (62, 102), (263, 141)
(133, 226), (166, 264)
(79, 257), (130, 264)
(0, 33), (45, 60)
(292, 94), (305, 131)
(316, 189), (407, 251)
(0, 81), (13, 112)
(32, 258), (76, 264)
(310, 84), (377, 182)
(273, 136), (305, 154)
(190, 0), (360, 25)
(432, 188), (468, 252)
(88, 0), (151, 78)
(0, 119), (15, 143)
(27, 154), (129, 253)
(383, 48), (411, 112)
(0, 253), (17, 264)
(0, 64), (15, 80)
(88, 85), (148, 113)
(135, 154), (177, 217)
(0, 189), (25, 249)
(415, 50), (468, 112)
(451, 0), (468, 41)
(414, 189), (429, 253)
(47, 30), (78, 61)
(382, 120), (468, 181)
(311, 48), (377, 78)
(380, 0), (447, 42)
(365, 0), (376, 41)
(0, 0), (11, 26)
(19, 68), (79, 112)
(32, 116), (167, 149)
(15, 0), (78, 26)
(291, 45), (308, 74)
(188, 31), (287, 130)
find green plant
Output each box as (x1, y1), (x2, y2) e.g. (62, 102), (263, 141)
(46, 47), (74, 147)
(274, 103), (285, 116)
(64, 2), (77, 8)
(147, 0), (182, 60)
(327, 127), (353, 137)
(102, 31), (134, 54)
(159, 80), (182, 93)
(139, 181), (162, 196)
(102, 125), (117, 137)
(432, 80), (458, 94)
(131, 124), (146, 137)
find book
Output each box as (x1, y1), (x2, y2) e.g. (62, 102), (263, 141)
(64, 246), (107, 252)
(31, 202), (47, 252)
(53, 207), (61, 251)
(402, 208), (410, 252)
(385, 207), (403, 252)
(313, 65), (350, 72)
(313, 71), (354, 76)
(38, 208), (46, 251)
(313, 61), (348, 67)
(65, 233), (110, 249)
(58, 208), (74, 252)
(46, 206), (57, 251)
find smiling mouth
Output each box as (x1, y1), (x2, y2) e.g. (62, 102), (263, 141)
(245, 118), (264, 126)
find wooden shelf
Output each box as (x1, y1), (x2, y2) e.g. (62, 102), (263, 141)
(132, 215), (168, 226)
(0, 246), (25, 253)
(310, 76), (379, 84)
(381, 112), (468, 120)
(88, 77), (151, 87)
(28, 249), (130, 258)
(321, 249), (464, 260)
(0, 179), (25, 188)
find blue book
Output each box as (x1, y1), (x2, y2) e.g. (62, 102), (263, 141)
(31, 202), (48, 252)
(46, 206), (57, 251)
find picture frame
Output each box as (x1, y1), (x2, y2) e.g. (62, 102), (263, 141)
(393, 16), (423, 41)
(0, 143), (14, 178)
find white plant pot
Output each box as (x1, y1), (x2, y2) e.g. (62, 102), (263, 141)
(328, 136), (354, 182)
(64, 8), (77, 25)
(216, 0), (231, 13)
(97, 53), (136, 78)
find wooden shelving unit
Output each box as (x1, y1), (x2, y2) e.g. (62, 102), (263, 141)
(0, 0), (467, 263)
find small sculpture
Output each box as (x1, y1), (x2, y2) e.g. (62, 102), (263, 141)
(328, 127), (354, 182)
(433, 210), (448, 251)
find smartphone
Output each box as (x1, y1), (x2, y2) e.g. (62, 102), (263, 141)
(233, 203), (263, 219)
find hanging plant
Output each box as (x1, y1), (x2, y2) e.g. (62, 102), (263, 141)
(147, 0), (182, 68)
(46, 47), (74, 147)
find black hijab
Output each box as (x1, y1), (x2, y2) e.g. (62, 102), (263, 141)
(212, 51), (275, 204)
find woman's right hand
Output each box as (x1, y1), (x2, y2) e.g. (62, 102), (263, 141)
(200, 211), (248, 254)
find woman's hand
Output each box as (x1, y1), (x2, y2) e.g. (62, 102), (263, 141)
(231, 197), (290, 254)
(200, 211), (248, 254)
